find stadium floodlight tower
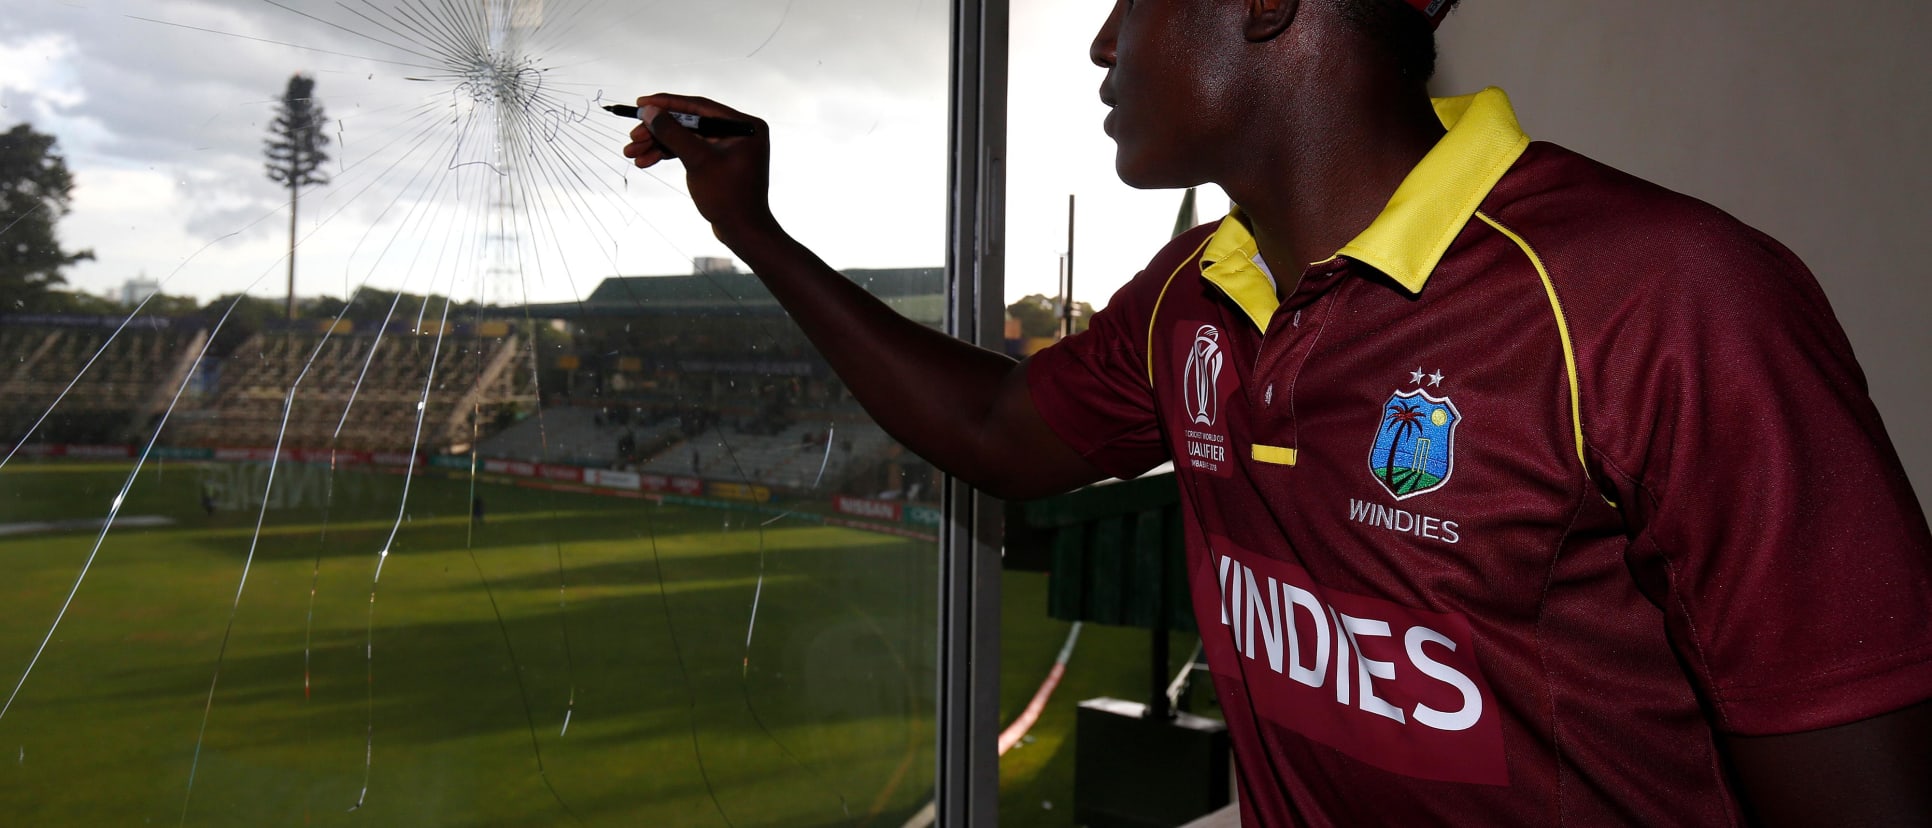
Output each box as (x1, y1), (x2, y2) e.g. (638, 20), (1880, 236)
(478, 0), (544, 308)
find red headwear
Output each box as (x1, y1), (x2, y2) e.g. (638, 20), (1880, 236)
(1403, 0), (1454, 29)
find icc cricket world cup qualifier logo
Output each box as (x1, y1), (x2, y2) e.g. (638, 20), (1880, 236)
(1184, 325), (1224, 427)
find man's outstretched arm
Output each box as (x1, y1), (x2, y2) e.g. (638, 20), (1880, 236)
(622, 93), (1106, 500)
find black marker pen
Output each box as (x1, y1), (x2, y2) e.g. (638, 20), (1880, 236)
(605, 104), (757, 159)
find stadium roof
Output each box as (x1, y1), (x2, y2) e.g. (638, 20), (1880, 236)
(517, 267), (946, 324)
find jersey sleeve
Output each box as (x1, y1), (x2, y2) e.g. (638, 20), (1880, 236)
(1574, 213), (1932, 736)
(1025, 228), (1211, 481)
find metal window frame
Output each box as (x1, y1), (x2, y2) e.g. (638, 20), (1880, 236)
(939, 0), (1008, 824)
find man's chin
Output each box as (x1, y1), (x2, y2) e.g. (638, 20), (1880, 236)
(1113, 157), (1195, 191)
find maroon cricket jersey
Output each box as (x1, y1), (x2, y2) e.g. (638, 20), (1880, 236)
(1027, 88), (1932, 825)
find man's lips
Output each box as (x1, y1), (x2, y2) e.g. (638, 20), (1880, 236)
(1099, 77), (1119, 137)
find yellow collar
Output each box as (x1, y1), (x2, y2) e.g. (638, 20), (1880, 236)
(1199, 87), (1532, 331)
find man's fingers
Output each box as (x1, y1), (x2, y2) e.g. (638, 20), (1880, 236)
(641, 103), (712, 163)
(620, 128), (667, 168)
(625, 145), (667, 168)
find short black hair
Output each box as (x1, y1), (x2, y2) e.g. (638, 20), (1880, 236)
(1334, 0), (1459, 82)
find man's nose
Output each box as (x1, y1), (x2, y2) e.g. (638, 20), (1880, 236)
(1090, 0), (1123, 68)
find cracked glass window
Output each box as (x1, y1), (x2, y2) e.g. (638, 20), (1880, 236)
(0, 1), (946, 823)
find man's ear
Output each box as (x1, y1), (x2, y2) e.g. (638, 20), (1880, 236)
(1244, 0), (1298, 42)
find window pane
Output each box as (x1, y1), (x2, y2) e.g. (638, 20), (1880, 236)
(0, 1), (948, 823)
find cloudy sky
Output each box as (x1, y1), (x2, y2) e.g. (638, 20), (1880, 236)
(0, 0), (1225, 311)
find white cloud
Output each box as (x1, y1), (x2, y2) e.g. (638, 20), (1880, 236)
(11, 0), (1182, 310)
(0, 31), (100, 149)
(7, 0), (960, 305)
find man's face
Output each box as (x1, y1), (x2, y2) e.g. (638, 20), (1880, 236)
(1091, 0), (1246, 189)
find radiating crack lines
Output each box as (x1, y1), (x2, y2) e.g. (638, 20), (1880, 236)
(3, 287), (262, 723)
(0, 0), (889, 823)
(180, 306), (344, 826)
(5, 91), (463, 726)
(641, 509), (736, 828)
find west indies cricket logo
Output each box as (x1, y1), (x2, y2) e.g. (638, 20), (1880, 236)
(1369, 379), (1461, 500)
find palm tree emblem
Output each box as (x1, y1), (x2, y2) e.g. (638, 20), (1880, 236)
(1370, 389), (1459, 499)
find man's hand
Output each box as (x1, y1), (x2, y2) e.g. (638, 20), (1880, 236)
(621, 93), (777, 243)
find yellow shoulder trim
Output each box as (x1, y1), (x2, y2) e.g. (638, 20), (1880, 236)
(1474, 212), (1593, 488)
(1145, 233), (1216, 387)
(1251, 444), (1298, 466)
(1335, 88), (1531, 294)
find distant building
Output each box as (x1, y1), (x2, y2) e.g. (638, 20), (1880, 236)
(693, 256), (736, 275)
(120, 277), (161, 307)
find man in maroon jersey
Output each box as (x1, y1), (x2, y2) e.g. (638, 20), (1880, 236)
(622, 0), (1932, 822)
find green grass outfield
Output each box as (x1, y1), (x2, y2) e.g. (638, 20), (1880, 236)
(0, 460), (1211, 826)
(0, 460), (940, 826)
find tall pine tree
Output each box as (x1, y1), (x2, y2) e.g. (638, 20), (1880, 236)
(0, 123), (94, 312)
(263, 73), (331, 321)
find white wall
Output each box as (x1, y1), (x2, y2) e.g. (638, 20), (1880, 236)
(1436, 1), (1932, 518)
